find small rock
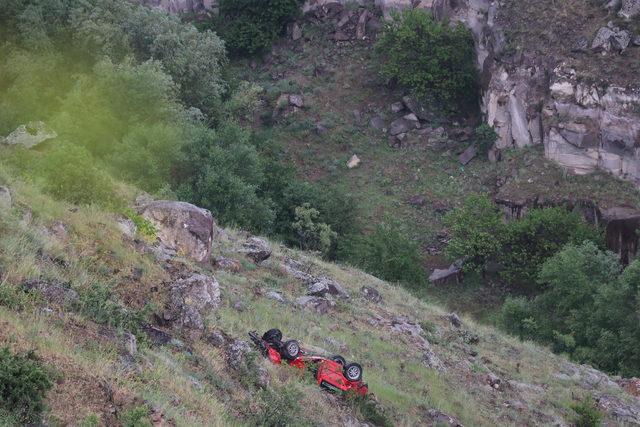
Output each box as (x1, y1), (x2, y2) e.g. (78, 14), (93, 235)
(356, 9), (369, 40)
(347, 154), (361, 169)
(122, 332), (137, 357)
(571, 35), (589, 53)
(214, 257), (242, 273)
(389, 118), (411, 136)
(296, 295), (335, 314)
(429, 263), (462, 284)
(206, 329), (228, 347)
(240, 237), (272, 263)
(117, 217), (137, 238)
(633, 35), (640, 46)
(22, 279), (78, 306)
(166, 273), (221, 337)
(307, 278), (349, 298)
(448, 313), (462, 328)
(291, 22), (302, 41)
(592, 26), (616, 51)
(2, 121), (57, 148)
(315, 122), (328, 135)
(427, 409), (463, 427)
(403, 113), (419, 123)
(402, 96), (430, 121)
(390, 102), (405, 113)
(612, 29), (632, 51)
(289, 94), (304, 108)
(0, 186), (11, 211)
(265, 291), (286, 303)
(142, 324), (173, 346)
(361, 286), (383, 303)
(429, 127), (447, 143)
(227, 339), (251, 370)
(486, 372), (502, 389)
(233, 301), (245, 312)
(407, 195), (426, 207)
(370, 116), (386, 131)
(458, 145), (477, 165)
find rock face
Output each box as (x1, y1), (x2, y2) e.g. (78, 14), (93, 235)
(2, 121), (57, 148)
(134, 0), (217, 16)
(139, 201), (214, 263)
(239, 237), (272, 263)
(165, 273), (220, 338)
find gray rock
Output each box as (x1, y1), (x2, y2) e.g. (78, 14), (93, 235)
(296, 295), (335, 314)
(448, 313), (462, 328)
(307, 278), (349, 298)
(282, 258), (315, 283)
(402, 96), (430, 121)
(240, 237), (272, 263)
(389, 118), (412, 136)
(123, 332), (137, 357)
(633, 35), (640, 46)
(619, 0), (640, 18)
(429, 264), (462, 284)
(571, 36), (589, 53)
(142, 324), (173, 346)
(166, 273), (221, 337)
(597, 394), (640, 423)
(291, 22), (302, 41)
(361, 286), (383, 303)
(612, 29), (632, 51)
(227, 339), (251, 370)
(427, 409), (463, 427)
(369, 116), (386, 131)
(206, 329), (227, 347)
(139, 200), (214, 263)
(2, 121), (57, 148)
(356, 9), (369, 40)
(214, 257), (242, 273)
(390, 102), (405, 113)
(592, 26), (617, 51)
(289, 94), (304, 108)
(22, 279), (78, 306)
(0, 186), (11, 211)
(458, 145), (477, 165)
(265, 291), (286, 303)
(117, 217), (137, 238)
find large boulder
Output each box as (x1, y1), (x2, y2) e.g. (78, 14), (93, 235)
(239, 237), (272, 263)
(139, 201), (214, 263)
(165, 273), (220, 338)
(2, 121), (57, 148)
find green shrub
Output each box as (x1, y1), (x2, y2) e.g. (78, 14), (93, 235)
(474, 123), (498, 154)
(500, 207), (603, 285)
(571, 396), (603, 427)
(248, 383), (308, 427)
(292, 203), (337, 255)
(120, 405), (152, 427)
(444, 194), (503, 274)
(346, 393), (393, 427)
(215, 0), (303, 56)
(78, 283), (146, 336)
(499, 296), (537, 339)
(340, 220), (426, 287)
(376, 9), (478, 111)
(123, 208), (157, 240)
(0, 347), (53, 424)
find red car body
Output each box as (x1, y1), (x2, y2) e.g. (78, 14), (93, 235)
(254, 333), (368, 396)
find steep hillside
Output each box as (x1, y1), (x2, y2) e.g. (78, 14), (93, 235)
(1, 166), (640, 426)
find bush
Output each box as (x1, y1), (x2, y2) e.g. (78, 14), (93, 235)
(444, 194), (503, 274)
(376, 9), (478, 111)
(216, 0), (303, 56)
(78, 283), (146, 336)
(249, 383), (307, 426)
(0, 347), (53, 424)
(474, 123), (498, 154)
(499, 296), (537, 339)
(571, 396), (603, 427)
(340, 220), (426, 287)
(500, 207), (603, 285)
(292, 203), (337, 255)
(120, 405), (152, 427)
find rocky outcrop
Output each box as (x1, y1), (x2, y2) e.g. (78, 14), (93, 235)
(2, 121), (57, 148)
(133, 0), (217, 16)
(163, 273), (220, 339)
(139, 200), (214, 263)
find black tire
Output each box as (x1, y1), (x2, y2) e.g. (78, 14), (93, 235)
(344, 362), (362, 382)
(331, 355), (346, 366)
(262, 328), (282, 344)
(280, 340), (301, 360)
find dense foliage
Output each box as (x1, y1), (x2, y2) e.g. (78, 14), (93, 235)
(0, 347), (53, 424)
(214, 0), (303, 56)
(376, 9), (478, 111)
(474, 124), (499, 154)
(445, 195), (603, 287)
(340, 221), (427, 287)
(500, 242), (640, 376)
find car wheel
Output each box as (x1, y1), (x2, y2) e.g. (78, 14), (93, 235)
(281, 340), (300, 360)
(344, 362), (362, 381)
(262, 328), (282, 344)
(331, 355), (346, 365)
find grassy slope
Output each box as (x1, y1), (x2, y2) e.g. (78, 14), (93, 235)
(1, 165), (638, 426)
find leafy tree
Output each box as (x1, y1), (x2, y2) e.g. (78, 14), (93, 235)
(444, 194), (504, 274)
(376, 9), (478, 111)
(0, 347), (53, 424)
(474, 123), (498, 154)
(340, 220), (426, 287)
(292, 203), (337, 255)
(215, 0), (303, 56)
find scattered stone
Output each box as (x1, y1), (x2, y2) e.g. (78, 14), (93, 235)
(206, 329), (228, 347)
(388, 135), (402, 148)
(257, 365), (270, 389)
(429, 127), (447, 143)
(239, 237), (272, 263)
(407, 195), (426, 207)
(265, 291), (286, 303)
(448, 313), (462, 328)
(289, 94), (304, 108)
(307, 278), (349, 298)
(315, 122), (329, 135)
(612, 29), (632, 51)
(427, 409), (463, 427)
(370, 116), (386, 131)
(296, 295), (335, 314)
(122, 332), (137, 357)
(592, 26), (617, 51)
(403, 113), (420, 124)
(0, 186), (11, 211)
(214, 257), (242, 273)
(429, 263), (463, 285)
(389, 118), (411, 136)
(227, 339), (251, 370)
(165, 273), (221, 338)
(142, 324), (173, 346)
(634, 35), (640, 46)
(2, 121), (57, 148)
(402, 96), (430, 121)
(390, 102), (405, 113)
(619, 0), (640, 19)
(116, 217), (137, 238)
(291, 22), (302, 41)
(233, 300), (245, 312)
(458, 145), (477, 165)
(347, 154), (361, 169)
(597, 394), (640, 423)
(571, 36), (589, 53)
(356, 9), (369, 40)
(282, 258), (315, 283)
(617, 378), (640, 396)
(486, 372), (502, 390)
(139, 200), (214, 263)
(360, 286), (383, 303)
(22, 278), (78, 306)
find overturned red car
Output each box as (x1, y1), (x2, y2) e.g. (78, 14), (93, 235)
(249, 329), (368, 396)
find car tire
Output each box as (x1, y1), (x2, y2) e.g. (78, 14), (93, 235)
(331, 355), (346, 365)
(280, 340), (300, 360)
(262, 328), (282, 344)
(344, 362), (363, 382)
